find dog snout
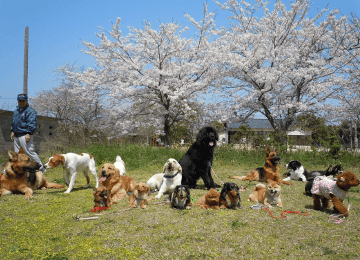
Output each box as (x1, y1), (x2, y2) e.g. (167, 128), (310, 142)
(101, 170), (107, 176)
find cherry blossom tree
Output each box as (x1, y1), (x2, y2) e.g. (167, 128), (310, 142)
(67, 5), (218, 145)
(212, 0), (360, 139)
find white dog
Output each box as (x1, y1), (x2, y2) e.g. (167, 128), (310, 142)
(283, 160), (309, 182)
(44, 153), (99, 193)
(114, 155), (126, 176)
(146, 158), (182, 199)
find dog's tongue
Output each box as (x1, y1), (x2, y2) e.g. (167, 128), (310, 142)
(101, 177), (106, 181)
(209, 142), (214, 147)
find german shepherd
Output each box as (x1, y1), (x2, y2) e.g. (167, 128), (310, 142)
(0, 148), (65, 199)
(229, 146), (293, 185)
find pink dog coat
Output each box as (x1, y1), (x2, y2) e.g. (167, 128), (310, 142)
(311, 176), (347, 200)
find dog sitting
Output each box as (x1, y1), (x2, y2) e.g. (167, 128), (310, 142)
(44, 152), (99, 193)
(93, 186), (111, 211)
(219, 182), (241, 209)
(129, 183), (155, 209)
(195, 188), (220, 210)
(1, 148), (65, 199)
(114, 155), (126, 175)
(98, 163), (136, 204)
(311, 171), (360, 217)
(169, 185), (192, 210)
(146, 158), (182, 199)
(283, 160), (309, 182)
(229, 146), (293, 185)
(248, 182), (282, 207)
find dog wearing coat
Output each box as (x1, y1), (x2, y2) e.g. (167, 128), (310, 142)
(44, 153), (99, 193)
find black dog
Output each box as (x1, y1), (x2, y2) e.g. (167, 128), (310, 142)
(304, 164), (343, 196)
(179, 126), (220, 189)
(219, 182), (241, 209)
(169, 185), (192, 210)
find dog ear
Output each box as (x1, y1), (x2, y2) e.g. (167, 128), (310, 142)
(7, 149), (18, 161)
(19, 147), (25, 154)
(265, 146), (270, 156)
(275, 148), (279, 153)
(162, 163), (167, 173)
(114, 167), (121, 176)
(178, 165), (182, 174)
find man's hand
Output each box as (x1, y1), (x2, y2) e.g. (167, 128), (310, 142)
(25, 134), (30, 142)
(11, 132), (14, 141)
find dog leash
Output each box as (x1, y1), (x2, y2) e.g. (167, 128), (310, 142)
(328, 198), (351, 224)
(211, 168), (224, 185)
(254, 205), (310, 219)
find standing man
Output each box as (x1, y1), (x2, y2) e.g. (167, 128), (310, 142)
(10, 93), (46, 173)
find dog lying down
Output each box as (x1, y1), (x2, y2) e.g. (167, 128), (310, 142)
(169, 185), (192, 210)
(248, 182), (282, 208)
(195, 188), (220, 210)
(129, 183), (155, 209)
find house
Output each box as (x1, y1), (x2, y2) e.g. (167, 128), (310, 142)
(0, 109), (58, 154)
(221, 119), (311, 148)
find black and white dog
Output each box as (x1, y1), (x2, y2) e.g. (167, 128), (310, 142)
(283, 160), (309, 182)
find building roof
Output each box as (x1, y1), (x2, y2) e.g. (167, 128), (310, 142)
(228, 119), (273, 130)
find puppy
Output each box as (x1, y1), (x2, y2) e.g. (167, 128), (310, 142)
(195, 188), (220, 210)
(44, 153), (99, 193)
(114, 155), (126, 175)
(129, 183), (154, 209)
(93, 186), (111, 211)
(219, 182), (241, 209)
(146, 158), (182, 199)
(169, 185), (192, 210)
(283, 160), (309, 182)
(98, 163), (136, 204)
(248, 182), (282, 207)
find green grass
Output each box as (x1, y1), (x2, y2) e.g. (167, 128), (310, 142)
(1, 144), (360, 259)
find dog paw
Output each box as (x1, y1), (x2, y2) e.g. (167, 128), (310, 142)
(64, 190), (71, 193)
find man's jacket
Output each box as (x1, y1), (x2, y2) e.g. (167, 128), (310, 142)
(11, 104), (37, 137)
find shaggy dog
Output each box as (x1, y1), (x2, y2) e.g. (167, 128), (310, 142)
(219, 182), (242, 209)
(93, 186), (111, 211)
(248, 182), (282, 207)
(283, 160), (309, 182)
(114, 155), (126, 176)
(311, 171), (360, 217)
(98, 163), (136, 204)
(129, 183), (154, 209)
(229, 146), (293, 185)
(146, 158), (182, 199)
(195, 188), (220, 210)
(169, 185), (192, 210)
(1, 148), (65, 199)
(44, 152), (99, 193)
(305, 164), (343, 196)
(179, 127), (220, 189)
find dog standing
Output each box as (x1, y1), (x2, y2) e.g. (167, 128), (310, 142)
(44, 153), (99, 193)
(129, 183), (154, 209)
(248, 182), (283, 207)
(1, 148), (65, 199)
(229, 146), (293, 185)
(219, 182), (241, 209)
(169, 185), (192, 210)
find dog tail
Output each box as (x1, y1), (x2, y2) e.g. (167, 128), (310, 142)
(253, 183), (266, 191)
(228, 175), (246, 180)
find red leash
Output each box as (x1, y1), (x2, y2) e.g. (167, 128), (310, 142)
(91, 207), (108, 212)
(262, 207), (310, 219)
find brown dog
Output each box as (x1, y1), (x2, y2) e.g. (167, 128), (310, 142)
(229, 146), (293, 185)
(219, 182), (241, 209)
(195, 188), (220, 210)
(311, 171), (360, 217)
(248, 182), (282, 207)
(98, 163), (136, 204)
(93, 186), (111, 211)
(129, 182), (155, 209)
(0, 148), (65, 199)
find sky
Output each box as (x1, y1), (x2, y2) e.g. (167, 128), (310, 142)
(1, 0), (359, 110)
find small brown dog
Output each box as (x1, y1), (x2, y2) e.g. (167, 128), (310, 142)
(248, 182), (282, 207)
(129, 182), (155, 209)
(229, 146), (293, 185)
(98, 163), (136, 204)
(93, 186), (111, 211)
(195, 188), (220, 210)
(219, 182), (241, 209)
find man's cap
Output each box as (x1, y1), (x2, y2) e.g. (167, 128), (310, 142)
(17, 94), (28, 101)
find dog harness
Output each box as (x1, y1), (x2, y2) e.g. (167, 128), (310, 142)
(311, 176), (347, 200)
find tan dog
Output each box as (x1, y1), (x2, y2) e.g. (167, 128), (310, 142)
(98, 163), (136, 204)
(229, 146), (293, 185)
(195, 188), (220, 210)
(248, 182), (282, 207)
(129, 182), (155, 209)
(1, 148), (65, 199)
(93, 186), (111, 211)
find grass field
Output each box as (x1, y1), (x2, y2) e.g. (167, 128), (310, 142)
(1, 144), (360, 259)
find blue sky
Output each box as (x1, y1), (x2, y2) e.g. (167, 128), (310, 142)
(0, 0), (359, 110)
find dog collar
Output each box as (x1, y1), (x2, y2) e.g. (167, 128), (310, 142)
(163, 171), (180, 178)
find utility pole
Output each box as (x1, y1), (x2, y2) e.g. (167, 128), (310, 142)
(23, 26), (29, 95)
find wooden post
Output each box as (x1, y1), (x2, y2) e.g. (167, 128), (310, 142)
(23, 26), (29, 95)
